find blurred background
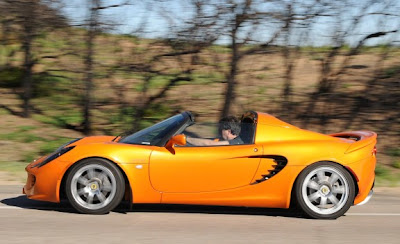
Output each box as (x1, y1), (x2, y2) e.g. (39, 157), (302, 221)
(0, 0), (399, 185)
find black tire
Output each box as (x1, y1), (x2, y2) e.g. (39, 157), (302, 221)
(65, 158), (125, 214)
(295, 162), (355, 219)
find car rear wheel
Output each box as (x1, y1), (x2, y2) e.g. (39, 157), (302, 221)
(295, 162), (355, 219)
(66, 158), (125, 214)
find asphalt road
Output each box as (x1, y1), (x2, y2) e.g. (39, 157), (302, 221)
(0, 185), (399, 244)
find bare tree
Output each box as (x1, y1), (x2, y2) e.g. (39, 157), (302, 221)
(301, 0), (400, 128)
(0, 1), (15, 69)
(81, 0), (100, 135)
(219, 0), (283, 119)
(78, 0), (131, 134)
(279, 0), (318, 118)
(127, 0), (221, 130)
(218, 0), (324, 119)
(0, 0), (66, 117)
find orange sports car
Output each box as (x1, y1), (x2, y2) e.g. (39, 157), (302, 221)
(23, 111), (376, 219)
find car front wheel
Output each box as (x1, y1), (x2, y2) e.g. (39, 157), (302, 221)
(66, 158), (125, 214)
(295, 162), (355, 219)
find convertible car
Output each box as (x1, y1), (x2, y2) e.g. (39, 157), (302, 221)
(23, 111), (376, 219)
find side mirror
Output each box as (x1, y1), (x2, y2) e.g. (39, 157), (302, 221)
(168, 134), (186, 147)
(165, 134), (186, 154)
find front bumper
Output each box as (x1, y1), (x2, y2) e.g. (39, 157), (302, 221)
(22, 172), (36, 195)
(23, 157), (64, 203)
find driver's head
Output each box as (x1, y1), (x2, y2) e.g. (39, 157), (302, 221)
(219, 116), (241, 140)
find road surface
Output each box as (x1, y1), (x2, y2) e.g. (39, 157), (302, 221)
(0, 185), (399, 244)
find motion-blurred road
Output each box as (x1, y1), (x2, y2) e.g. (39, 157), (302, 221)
(1, 185), (399, 244)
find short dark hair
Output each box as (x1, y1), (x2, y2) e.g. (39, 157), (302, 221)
(219, 116), (241, 136)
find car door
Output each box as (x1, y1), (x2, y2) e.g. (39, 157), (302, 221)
(149, 144), (263, 193)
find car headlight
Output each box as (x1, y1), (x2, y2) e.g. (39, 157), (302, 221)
(32, 138), (81, 168)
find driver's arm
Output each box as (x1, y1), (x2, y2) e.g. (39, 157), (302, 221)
(186, 137), (229, 146)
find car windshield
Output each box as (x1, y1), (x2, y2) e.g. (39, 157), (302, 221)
(119, 114), (185, 146)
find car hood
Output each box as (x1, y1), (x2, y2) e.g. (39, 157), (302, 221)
(61, 135), (154, 165)
(71, 136), (116, 146)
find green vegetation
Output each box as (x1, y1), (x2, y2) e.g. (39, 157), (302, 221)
(255, 73), (268, 80)
(256, 87), (267, 94)
(134, 74), (171, 92)
(0, 67), (73, 99)
(23, 153), (37, 164)
(0, 67), (24, 87)
(0, 162), (27, 182)
(33, 114), (64, 127)
(0, 108), (10, 115)
(191, 71), (225, 84)
(210, 44), (230, 54)
(392, 161), (400, 169)
(375, 164), (390, 177)
(360, 44), (398, 53)
(39, 137), (73, 155)
(0, 127), (45, 143)
(341, 83), (352, 89)
(37, 35), (68, 50)
(299, 45), (354, 53)
(382, 66), (400, 79)
(33, 112), (82, 128)
(33, 73), (73, 98)
(387, 148), (400, 169)
(375, 164), (400, 187)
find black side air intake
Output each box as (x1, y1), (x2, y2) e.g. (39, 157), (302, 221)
(251, 155), (288, 185)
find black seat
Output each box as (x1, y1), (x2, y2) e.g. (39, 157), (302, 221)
(239, 118), (256, 144)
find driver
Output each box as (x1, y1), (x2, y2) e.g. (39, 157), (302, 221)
(186, 116), (244, 146)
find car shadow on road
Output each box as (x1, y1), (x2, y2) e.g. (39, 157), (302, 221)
(1, 196), (304, 218)
(1, 196), (76, 213)
(117, 203), (304, 218)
